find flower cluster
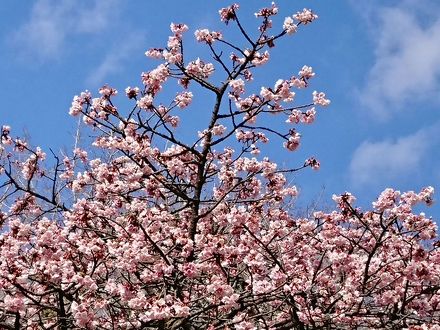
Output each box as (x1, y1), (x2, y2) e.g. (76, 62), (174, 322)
(283, 16), (298, 35)
(141, 64), (169, 94)
(304, 157), (320, 170)
(194, 29), (223, 44)
(255, 2), (278, 18)
(99, 85), (118, 98)
(1, 125), (12, 145)
(293, 8), (318, 25)
(283, 130), (301, 151)
(69, 90), (91, 116)
(125, 86), (140, 99)
(219, 4), (239, 24)
(137, 94), (154, 109)
(229, 78), (245, 100)
(170, 22), (189, 36)
(163, 22), (188, 64)
(312, 90), (331, 106)
(1, 3), (437, 330)
(174, 91), (193, 108)
(286, 107), (316, 124)
(186, 58), (215, 78)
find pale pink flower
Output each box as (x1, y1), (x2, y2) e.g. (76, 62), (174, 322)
(174, 91), (193, 108)
(212, 124), (227, 136)
(60, 156), (73, 179)
(249, 50), (270, 66)
(283, 132), (301, 151)
(333, 192), (356, 206)
(290, 76), (307, 89)
(170, 23), (189, 36)
(304, 157), (320, 170)
(219, 4), (239, 24)
(145, 48), (163, 59)
(156, 105), (168, 116)
(125, 86), (140, 99)
(420, 186), (435, 205)
(194, 29), (223, 44)
(165, 115), (180, 128)
(163, 50), (182, 64)
(255, 2), (278, 18)
(74, 148), (88, 163)
(14, 139), (27, 152)
(301, 107), (316, 124)
(99, 85), (118, 98)
(250, 145), (260, 155)
(283, 16), (298, 35)
(260, 86), (275, 101)
(229, 78), (245, 96)
(35, 146), (46, 160)
(167, 35), (180, 49)
(186, 58), (215, 78)
(4, 295), (25, 312)
(293, 8), (318, 24)
(286, 110), (302, 124)
(2, 125), (11, 135)
(69, 96), (84, 116)
(274, 79), (295, 102)
(243, 69), (253, 81)
(141, 64), (169, 90)
(91, 97), (108, 112)
(69, 91), (91, 116)
(312, 90), (330, 106)
(299, 65), (315, 79)
(137, 94), (154, 109)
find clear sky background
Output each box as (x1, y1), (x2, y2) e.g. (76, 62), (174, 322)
(1, 0), (439, 220)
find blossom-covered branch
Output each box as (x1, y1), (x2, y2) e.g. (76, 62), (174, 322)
(0, 3), (438, 329)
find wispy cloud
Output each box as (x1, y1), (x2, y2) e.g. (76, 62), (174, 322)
(357, 1), (440, 120)
(349, 125), (439, 187)
(11, 0), (120, 62)
(85, 33), (146, 87)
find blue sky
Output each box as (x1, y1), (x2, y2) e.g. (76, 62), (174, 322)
(1, 0), (439, 220)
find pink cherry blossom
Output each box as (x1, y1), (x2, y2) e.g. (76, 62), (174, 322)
(186, 58), (215, 78)
(145, 47), (164, 59)
(302, 107), (316, 124)
(137, 94), (154, 109)
(174, 91), (193, 108)
(283, 16), (298, 35)
(293, 8), (318, 25)
(248, 50), (270, 66)
(0, 3), (438, 329)
(229, 78), (245, 98)
(312, 90), (331, 106)
(299, 65), (315, 79)
(255, 2), (278, 18)
(194, 29), (223, 44)
(284, 131), (301, 151)
(170, 22), (189, 36)
(69, 90), (91, 116)
(212, 124), (227, 136)
(125, 86), (140, 99)
(304, 157), (320, 170)
(98, 85), (118, 98)
(219, 4), (239, 24)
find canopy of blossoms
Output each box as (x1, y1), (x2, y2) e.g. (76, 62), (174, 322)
(0, 3), (439, 329)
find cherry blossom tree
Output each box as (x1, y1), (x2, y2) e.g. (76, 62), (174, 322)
(1, 3), (439, 329)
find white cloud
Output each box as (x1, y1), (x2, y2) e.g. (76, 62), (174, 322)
(349, 125), (438, 187)
(358, 1), (440, 119)
(85, 34), (146, 87)
(12, 0), (120, 61)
